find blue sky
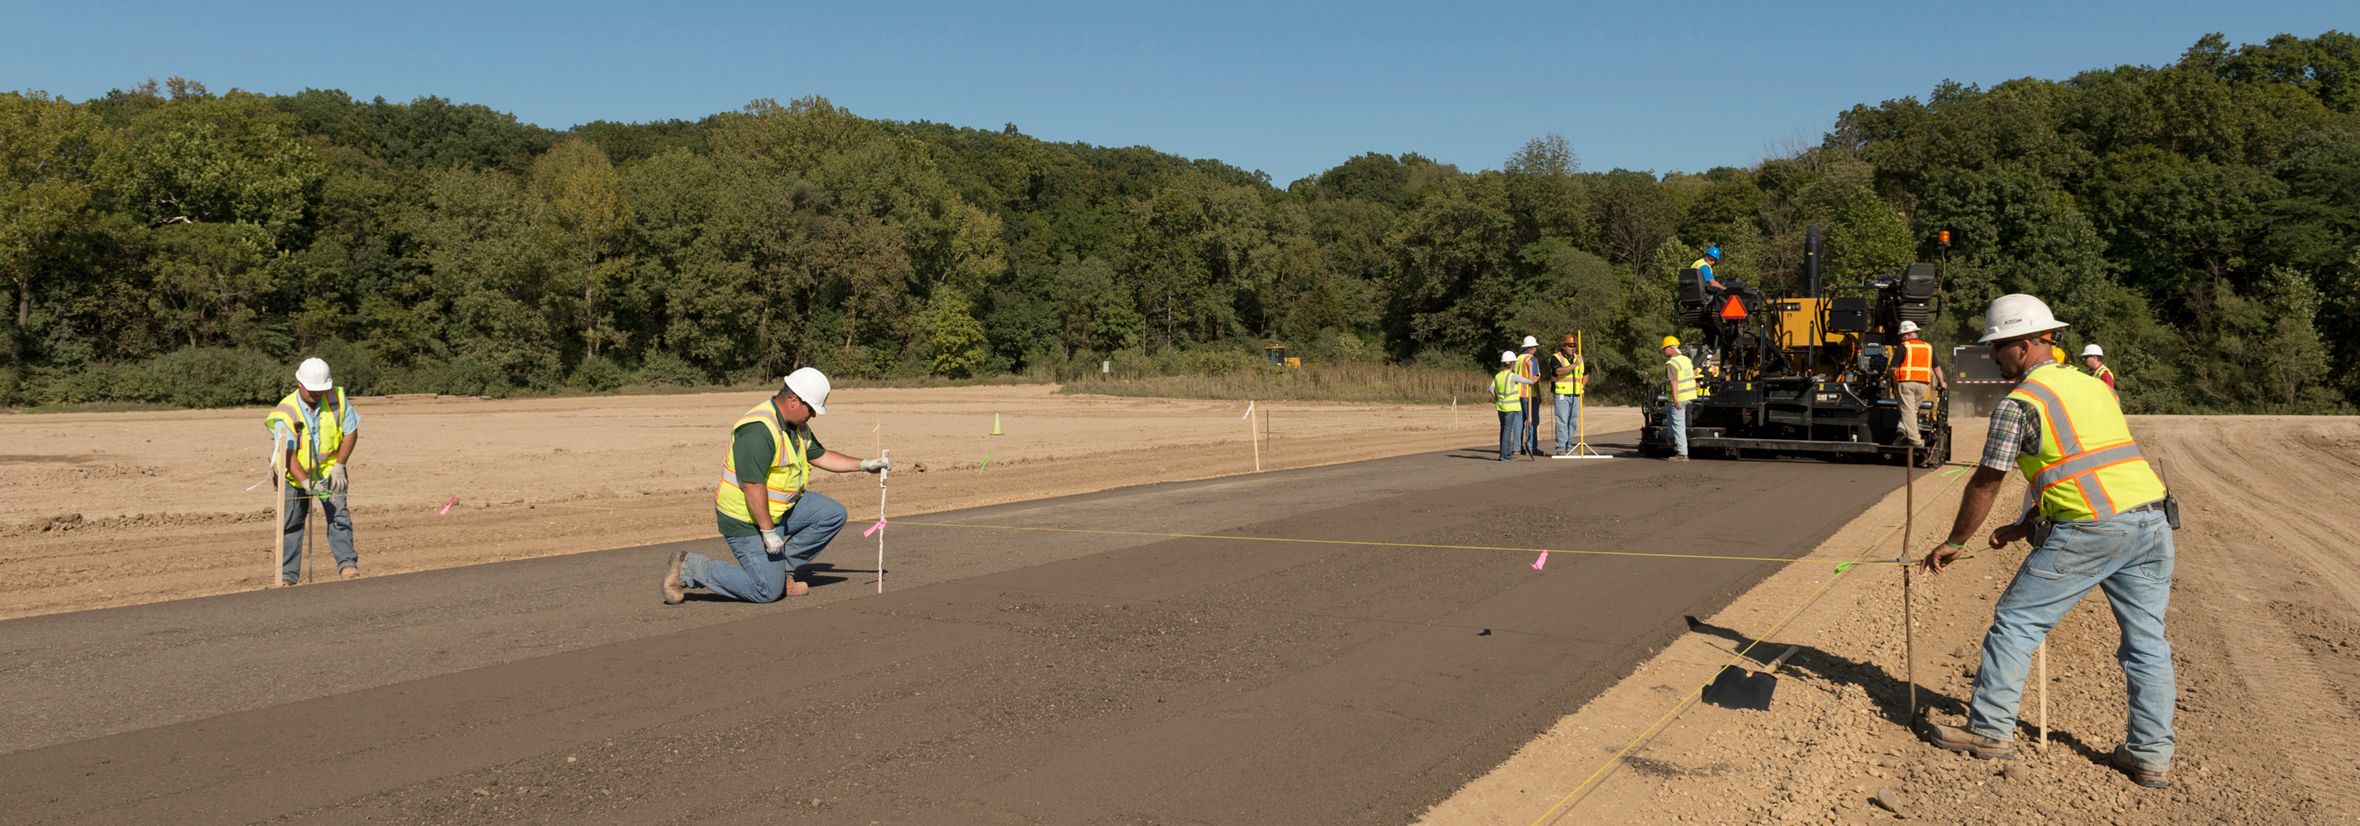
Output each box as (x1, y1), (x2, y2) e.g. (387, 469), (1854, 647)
(3, 1), (2348, 183)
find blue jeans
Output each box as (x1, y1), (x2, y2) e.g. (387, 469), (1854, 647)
(1497, 409), (1522, 461)
(1665, 401), (1688, 456)
(1553, 394), (1580, 453)
(1520, 397), (1539, 454)
(1967, 509), (2176, 767)
(683, 492), (848, 603)
(281, 482), (356, 580)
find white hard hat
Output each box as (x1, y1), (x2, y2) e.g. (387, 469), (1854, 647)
(1977, 293), (2070, 343)
(1520, 336), (1540, 348)
(1499, 350), (1517, 364)
(295, 358), (334, 392)
(2081, 343), (2104, 357)
(783, 367), (831, 414)
(1897, 320), (1919, 334)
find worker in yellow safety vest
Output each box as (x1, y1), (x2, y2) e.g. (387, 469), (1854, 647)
(1891, 320), (1946, 449)
(663, 368), (891, 604)
(1662, 336), (1698, 461)
(2082, 343), (2117, 391)
(264, 357), (362, 585)
(1513, 335), (1542, 456)
(1919, 293), (2177, 791)
(1494, 350), (1534, 461)
(1549, 335), (1586, 456)
(1692, 245), (1724, 293)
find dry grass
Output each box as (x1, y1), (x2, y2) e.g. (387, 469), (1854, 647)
(1059, 362), (1491, 405)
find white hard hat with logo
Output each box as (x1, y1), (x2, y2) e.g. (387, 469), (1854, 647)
(295, 358), (334, 392)
(1977, 293), (2070, 343)
(1898, 320), (1919, 334)
(2081, 343), (2104, 357)
(1520, 335), (1539, 348)
(783, 367), (832, 414)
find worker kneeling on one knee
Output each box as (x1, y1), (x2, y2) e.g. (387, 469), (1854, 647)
(663, 368), (889, 604)
(1918, 293), (2177, 791)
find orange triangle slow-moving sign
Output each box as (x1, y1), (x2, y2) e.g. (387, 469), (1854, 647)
(1719, 298), (1748, 320)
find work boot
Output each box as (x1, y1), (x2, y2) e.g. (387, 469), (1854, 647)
(1667, 455), (1690, 463)
(1923, 723), (2013, 760)
(279, 577), (299, 588)
(783, 577), (810, 597)
(2110, 746), (2169, 789)
(339, 565), (361, 579)
(661, 550), (687, 605)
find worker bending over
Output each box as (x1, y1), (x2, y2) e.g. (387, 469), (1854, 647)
(1891, 320), (1945, 448)
(1662, 336), (1698, 461)
(663, 368), (889, 604)
(1550, 335), (1586, 456)
(1919, 293), (2176, 791)
(265, 358), (361, 584)
(2082, 343), (2116, 391)
(1493, 351), (1535, 461)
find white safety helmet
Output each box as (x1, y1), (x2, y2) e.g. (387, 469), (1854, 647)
(1977, 293), (2070, 343)
(295, 358), (334, 392)
(783, 367), (832, 414)
(2081, 343), (2105, 358)
(1897, 320), (1919, 335)
(1499, 350), (1517, 364)
(1520, 335), (1540, 348)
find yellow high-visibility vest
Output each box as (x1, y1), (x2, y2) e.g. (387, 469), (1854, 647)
(1552, 352), (1585, 396)
(1513, 353), (1539, 399)
(1894, 339), (1935, 384)
(714, 401), (813, 524)
(2008, 364), (2167, 522)
(264, 388), (348, 482)
(1493, 370), (1521, 412)
(1668, 354), (1699, 403)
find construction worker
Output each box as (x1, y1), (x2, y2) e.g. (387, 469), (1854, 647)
(265, 357), (361, 584)
(1891, 320), (1945, 448)
(2082, 343), (2117, 390)
(1691, 245), (1724, 293)
(1919, 293), (2176, 791)
(1493, 351), (1533, 461)
(662, 368), (889, 604)
(1549, 335), (1586, 456)
(1662, 336), (1698, 461)
(1514, 335), (1542, 456)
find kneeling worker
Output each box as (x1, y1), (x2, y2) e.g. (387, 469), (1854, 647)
(663, 368), (889, 604)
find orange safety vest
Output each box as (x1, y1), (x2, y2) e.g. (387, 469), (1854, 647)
(1513, 353), (1539, 399)
(1893, 339), (1934, 384)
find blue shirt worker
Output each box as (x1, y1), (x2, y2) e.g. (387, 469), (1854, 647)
(663, 368), (890, 604)
(264, 357), (362, 584)
(1691, 245), (1724, 293)
(1919, 293), (2177, 791)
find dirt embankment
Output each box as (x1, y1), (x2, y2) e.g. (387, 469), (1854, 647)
(1426, 415), (2360, 824)
(0, 385), (1639, 620)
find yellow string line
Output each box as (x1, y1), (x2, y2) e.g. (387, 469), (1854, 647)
(895, 520), (1913, 567)
(1521, 466), (1971, 825)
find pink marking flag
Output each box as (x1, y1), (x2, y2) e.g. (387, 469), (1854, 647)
(1531, 550), (1549, 571)
(863, 517), (889, 538)
(439, 495), (457, 516)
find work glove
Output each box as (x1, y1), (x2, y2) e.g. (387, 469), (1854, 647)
(859, 457), (891, 474)
(761, 529), (788, 557)
(327, 465), (349, 493)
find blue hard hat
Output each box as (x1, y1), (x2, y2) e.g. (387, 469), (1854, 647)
(1704, 246), (1722, 260)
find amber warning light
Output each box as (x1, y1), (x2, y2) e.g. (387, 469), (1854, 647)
(1938, 230), (1951, 245)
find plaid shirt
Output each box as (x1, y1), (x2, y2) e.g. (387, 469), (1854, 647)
(1979, 397), (2043, 473)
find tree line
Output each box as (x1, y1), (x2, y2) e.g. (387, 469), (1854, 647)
(1, 32), (2353, 412)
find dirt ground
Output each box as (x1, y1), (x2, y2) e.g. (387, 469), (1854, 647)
(0, 385), (1636, 620)
(1422, 414), (2360, 824)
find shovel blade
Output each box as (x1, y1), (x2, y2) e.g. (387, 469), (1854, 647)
(1701, 665), (1778, 710)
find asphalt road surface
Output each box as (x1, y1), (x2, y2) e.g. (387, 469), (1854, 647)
(0, 437), (1916, 824)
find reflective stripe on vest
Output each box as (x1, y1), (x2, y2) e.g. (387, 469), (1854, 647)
(1552, 353), (1585, 396)
(715, 401), (812, 523)
(1513, 353), (1538, 398)
(1894, 339), (1934, 384)
(1493, 370), (1520, 412)
(264, 388), (347, 480)
(1668, 355), (1699, 403)
(2007, 364), (2167, 522)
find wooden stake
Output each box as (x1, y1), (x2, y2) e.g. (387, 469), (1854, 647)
(2038, 642), (2049, 751)
(269, 461), (285, 588)
(876, 447), (889, 595)
(1903, 445), (1918, 722)
(1250, 401), (1262, 472)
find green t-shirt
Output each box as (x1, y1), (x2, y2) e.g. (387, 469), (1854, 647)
(716, 408), (826, 537)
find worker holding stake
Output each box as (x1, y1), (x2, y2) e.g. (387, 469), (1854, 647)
(662, 368), (889, 604)
(1514, 335), (1543, 456)
(266, 358), (361, 584)
(1918, 293), (2176, 790)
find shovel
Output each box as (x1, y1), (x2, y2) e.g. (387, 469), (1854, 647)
(1701, 645), (1801, 710)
